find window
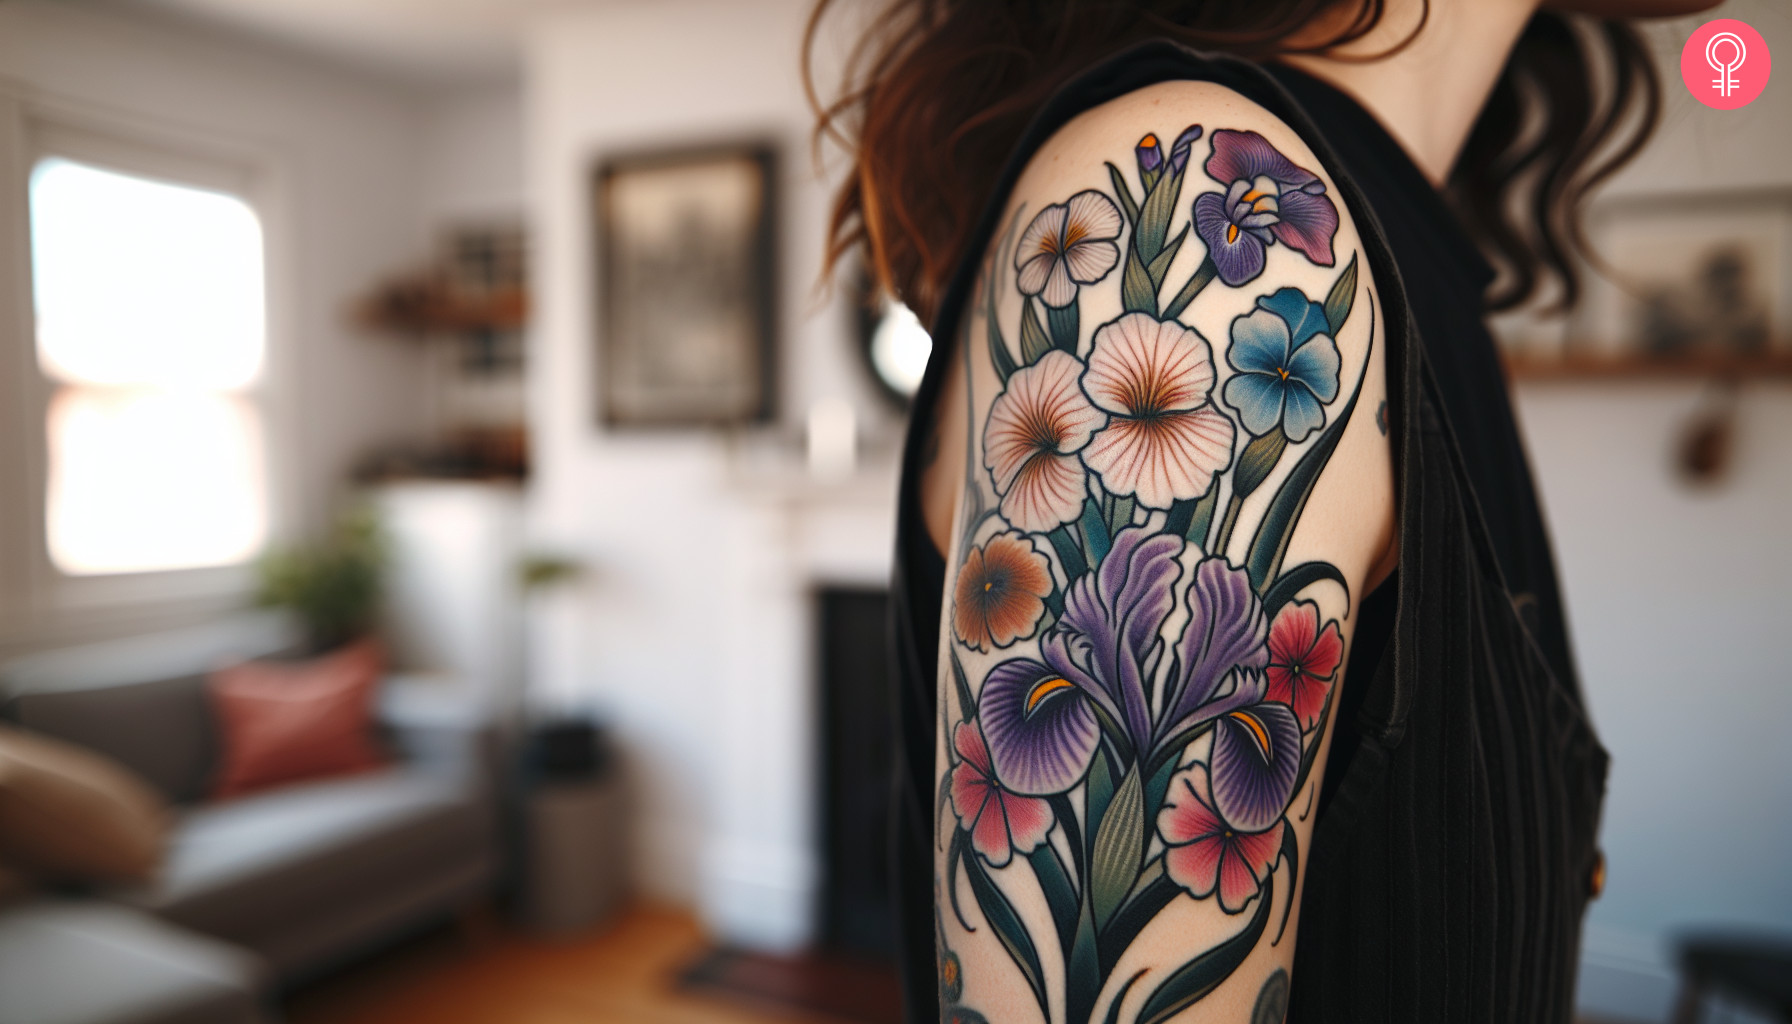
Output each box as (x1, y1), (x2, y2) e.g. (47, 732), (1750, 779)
(29, 157), (268, 576)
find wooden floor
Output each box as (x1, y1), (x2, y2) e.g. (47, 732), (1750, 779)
(283, 913), (1637, 1024)
(284, 906), (867, 1024)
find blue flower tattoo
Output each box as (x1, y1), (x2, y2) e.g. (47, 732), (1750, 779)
(1223, 287), (1342, 443)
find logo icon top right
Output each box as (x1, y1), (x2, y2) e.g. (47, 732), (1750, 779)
(1682, 19), (1770, 110)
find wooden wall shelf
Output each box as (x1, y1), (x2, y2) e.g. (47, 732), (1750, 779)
(357, 284), (529, 336)
(1502, 350), (1792, 381)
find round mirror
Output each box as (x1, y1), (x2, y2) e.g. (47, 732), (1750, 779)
(855, 272), (933, 405)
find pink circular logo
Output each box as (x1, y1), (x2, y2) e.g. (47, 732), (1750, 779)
(1681, 19), (1770, 110)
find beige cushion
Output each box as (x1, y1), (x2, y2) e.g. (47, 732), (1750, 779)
(0, 725), (168, 884)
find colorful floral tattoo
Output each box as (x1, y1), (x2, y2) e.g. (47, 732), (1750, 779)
(940, 123), (1367, 1022)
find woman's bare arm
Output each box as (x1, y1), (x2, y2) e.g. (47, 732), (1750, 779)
(925, 80), (1394, 1023)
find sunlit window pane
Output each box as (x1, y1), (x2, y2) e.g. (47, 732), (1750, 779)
(46, 390), (266, 576)
(29, 156), (270, 577)
(30, 158), (265, 390)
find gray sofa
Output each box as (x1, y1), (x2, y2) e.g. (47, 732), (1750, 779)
(0, 614), (500, 1024)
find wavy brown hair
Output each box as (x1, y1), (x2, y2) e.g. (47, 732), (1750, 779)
(806, 0), (1659, 324)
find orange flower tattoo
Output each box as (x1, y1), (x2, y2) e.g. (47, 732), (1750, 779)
(954, 532), (1053, 651)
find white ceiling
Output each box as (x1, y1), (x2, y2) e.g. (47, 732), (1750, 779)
(104, 0), (582, 86)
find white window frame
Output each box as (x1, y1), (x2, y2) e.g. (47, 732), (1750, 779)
(0, 85), (294, 638)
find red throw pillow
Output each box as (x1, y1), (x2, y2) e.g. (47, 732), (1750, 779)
(208, 640), (388, 800)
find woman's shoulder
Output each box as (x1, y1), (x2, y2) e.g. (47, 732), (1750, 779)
(949, 66), (1400, 598)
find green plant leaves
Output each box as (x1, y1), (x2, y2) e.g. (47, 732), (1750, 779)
(1164, 486), (1217, 549)
(1085, 744), (1116, 846)
(1286, 677), (1337, 813)
(986, 211), (1023, 383)
(1107, 494), (1136, 536)
(1066, 901), (1103, 1024)
(1244, 295), (1374, 592)
(962, 850), (1052, 1021)
(1101, 971), (1149, 1024)
(1323, 252), (1359, 336)
(1028, 845), (1080, 949)
(1120, 158), (1192, 316)
(1134, 872), (1276, 1024)
(1098, 870), (1181, 971)
(1162, 256), (1217, 322)
(1081, 497), (1112, 569)
(1145, 225), (1188, 292)
(945, 829), (975, 930)
(1106, 162), (1139, 226)
(1048, 296), (1080, 354)
(1049, 524), (1089, 581)
(1121, 237), (1157, 314)
(949, 648), (978, 726)
(1142, 750), (1181, 822)
(255, 505), (385, 652)
(1020, 298), (1053, 364)
(988, 307), (1018, 383)
(1231, 429), (1289, 501)
(1185, 486), (1218, 548)
(1090, 765), (1145, 929)
(1134, 163), (1185, 267)
(1271, 825), (1299, 946)
(1261, 561), (1351, 619)
(1163, 494), (1200, 538)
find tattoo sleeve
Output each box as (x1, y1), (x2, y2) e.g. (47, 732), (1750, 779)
(935, 91), (1388, 1024)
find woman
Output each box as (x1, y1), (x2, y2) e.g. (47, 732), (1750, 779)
(809, 1), (1715, 1020)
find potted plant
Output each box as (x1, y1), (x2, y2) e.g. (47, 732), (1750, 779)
(254, 507), (386, 653)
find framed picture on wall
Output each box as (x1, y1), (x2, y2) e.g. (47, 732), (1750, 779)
(1579, 190), (1789, 356)
(1501, 188), (1792, 376)
(595, 143), (777, 427)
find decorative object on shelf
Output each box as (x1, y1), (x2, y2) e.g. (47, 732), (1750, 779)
(355, 225), (530, 481)
(253, 506), (386, 653)
(1675, 379), (1740, 488)
(352, 426), (528, 483)
(1499, 189), (1792, 379)
(595, 143), (777, 427)
(359, 224), (528, 372)
(517, 553), (585, 591)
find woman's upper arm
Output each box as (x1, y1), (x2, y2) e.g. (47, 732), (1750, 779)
(931, 80), (1394, 1023)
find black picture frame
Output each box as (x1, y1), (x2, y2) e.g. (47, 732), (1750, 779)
(595, 142), (777, 427)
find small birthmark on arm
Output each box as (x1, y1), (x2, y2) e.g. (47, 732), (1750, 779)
(921, 420), (942, 470)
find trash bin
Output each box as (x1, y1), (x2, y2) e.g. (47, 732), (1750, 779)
(519, 720), (626, 935)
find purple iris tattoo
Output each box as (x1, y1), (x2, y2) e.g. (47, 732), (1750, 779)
(975, 528), (1300, 832)
(1193, 129), (1340, 287)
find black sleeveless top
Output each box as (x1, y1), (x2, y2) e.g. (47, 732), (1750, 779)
(888, 44), (1607, 1023)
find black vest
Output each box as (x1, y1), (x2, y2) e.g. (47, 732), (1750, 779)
(889, 43), (1607, 1024)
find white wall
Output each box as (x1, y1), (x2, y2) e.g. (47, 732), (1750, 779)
(0, 1), (434, 653)
(520, 0), (899, 949)
(418, 82), (524, 229)
(1516, 3), (1792, 1020)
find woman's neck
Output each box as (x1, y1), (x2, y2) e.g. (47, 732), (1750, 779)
(1281, 0), (1540, 186)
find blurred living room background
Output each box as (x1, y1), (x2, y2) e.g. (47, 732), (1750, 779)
(0, 1), (1786, 1023)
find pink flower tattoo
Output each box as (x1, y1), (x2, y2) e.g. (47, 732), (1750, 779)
(949, 722), (1054, 868)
